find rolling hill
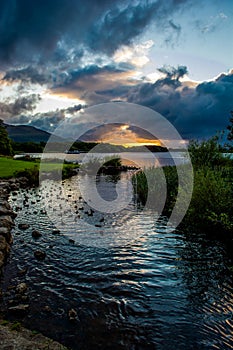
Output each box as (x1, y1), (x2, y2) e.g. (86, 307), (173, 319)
(4, 124), (60, 143)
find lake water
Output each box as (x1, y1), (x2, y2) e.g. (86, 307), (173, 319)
(1, 172), (233, 349)
(15, 151), (189, 168)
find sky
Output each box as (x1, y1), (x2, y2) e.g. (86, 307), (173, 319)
(0, 0), (232, 144)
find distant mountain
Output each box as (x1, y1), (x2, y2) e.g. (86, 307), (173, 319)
(4, 124), (61, 143)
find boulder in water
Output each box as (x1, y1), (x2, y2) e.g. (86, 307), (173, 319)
(31, 230), (42, 239)
(18, 223), (30, 230)
(34, 250), (46, 260)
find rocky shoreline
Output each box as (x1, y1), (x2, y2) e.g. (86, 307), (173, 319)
(0, 177), (27, 273)
(0, 177), (68, 349)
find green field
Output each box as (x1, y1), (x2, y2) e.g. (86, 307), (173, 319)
(0, 157), (77, 179)
(0, 157), (38, 178)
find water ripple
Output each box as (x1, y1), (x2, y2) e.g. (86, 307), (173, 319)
(0, 175), (233, 350)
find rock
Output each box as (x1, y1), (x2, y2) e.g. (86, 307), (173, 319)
(0, 251), (5, 268)
(43, 305), (52, 313)
(31, 230), (42, 239)
(0, 205), (14, 216)
(10, 183), (20, 191)
(69, 239), (75, 244)
(0, 200), (11, 209)
(18, 268), (28, 276)
(7, 285), (16, 291)
(12, 212), (17, 218)
(52, 229), (60, 235)
(0, 322), (68, 349)
(16, 176), (29, 188)
(0, 215), (14, 229)
(0, 236), (10, 254)
(68, 308), (77, 321)
(16, 283), (28, 294)
(18, 223), (30, 230)
(0, 227), (12, 243)
(20, 295), (29, 302)
(34, 250), (46, 260)
(8, 304), (29, 314)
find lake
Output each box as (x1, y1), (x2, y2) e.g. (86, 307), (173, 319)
(1, 171), (233, 349)
(14, 151), (189, 168)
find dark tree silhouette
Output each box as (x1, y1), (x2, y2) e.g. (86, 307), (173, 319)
(227, 111), (233, 142)
(0, 119), (13, 155)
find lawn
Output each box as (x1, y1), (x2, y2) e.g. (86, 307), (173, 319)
(0, 157), (39, 178)
(0, 157), (77, 179)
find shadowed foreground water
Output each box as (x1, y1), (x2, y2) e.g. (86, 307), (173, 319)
(1, 174), (233, 349)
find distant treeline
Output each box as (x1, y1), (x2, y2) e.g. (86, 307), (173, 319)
(11, 140), (168, 153)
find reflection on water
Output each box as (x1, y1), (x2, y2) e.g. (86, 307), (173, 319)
(0, 173), (233, 350)
(16, 151), (188, 168)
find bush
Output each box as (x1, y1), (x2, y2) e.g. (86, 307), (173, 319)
(14, 166), (39, 185)
(183, 167), (233, 233)
(132, 165), (178, 215)
(81, 155), (122, 174)
(188, 136), (227, 169)
(133, 137), (233, 237)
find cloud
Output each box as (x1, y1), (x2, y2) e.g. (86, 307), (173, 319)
(7, 110), (66, 132)
(65, 104), (83, 114)
(0, 0), (192, 68)
(194, 12), (228, 34)
(52, 64), (137, 104)
(80, 123), (161, 145)
(158, 65), (188, 81)
(3, 66), (51, 85)
(4, 64), (233, 141)
(126, 67), (233, 139)
(0, 94), (40, 119)
(113, 40), (154, 68)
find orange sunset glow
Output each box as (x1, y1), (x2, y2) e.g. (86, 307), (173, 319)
(81, 123), (163, 147)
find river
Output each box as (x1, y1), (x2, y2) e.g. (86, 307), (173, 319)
(1, 172), (233, 349)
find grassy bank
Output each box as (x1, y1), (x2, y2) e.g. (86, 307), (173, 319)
(133, 138), (233, 238)
(0, 157), (39, 178)
(0, 156), (78, 183)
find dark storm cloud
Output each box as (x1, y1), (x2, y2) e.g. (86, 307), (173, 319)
(55, 64), (128, 89)
(157, 65), (188, 87)
(3, 66), (49, 85)
(6, 103), (84, 132)
(0, 0), (191, 67)
(51, 63), (136, 104)
(65, 104), (83, 114)
(0, 94), (40, 118)
(8, 110), (66, 132)
(87, 1), (159, 54)
(126, 67), (233, 138)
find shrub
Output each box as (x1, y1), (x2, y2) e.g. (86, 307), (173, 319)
(188, 136), (227, 169)
(133, 137), (233, 237)
(14, 166), (39, 185)
(183, 167), (233, 234)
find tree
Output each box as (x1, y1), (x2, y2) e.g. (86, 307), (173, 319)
(0, 119), (13, 156)
(227, 111), (233, 142)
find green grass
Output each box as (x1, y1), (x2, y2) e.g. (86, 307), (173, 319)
(0, 157), (39, 178)
(0, 157), (78, 179)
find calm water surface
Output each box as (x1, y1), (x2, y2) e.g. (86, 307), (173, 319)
(1, 173), (233, 350)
